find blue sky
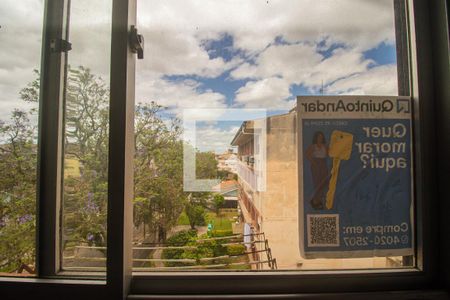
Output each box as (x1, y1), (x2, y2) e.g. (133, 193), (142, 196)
(162, 35), (396, 107)
(157, 35), (397, 153)
(136, 0), (398, 153)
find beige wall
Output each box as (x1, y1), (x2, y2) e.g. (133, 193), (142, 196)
(259, 112), (300, 269)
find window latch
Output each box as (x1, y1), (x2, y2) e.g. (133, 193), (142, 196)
(50, 38), (72, 53)
(130, 25), (144, 59)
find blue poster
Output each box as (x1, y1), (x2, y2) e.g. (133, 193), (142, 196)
(298, 96), (413, 258)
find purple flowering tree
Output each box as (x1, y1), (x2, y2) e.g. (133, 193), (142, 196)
(0, 107), (37, 272)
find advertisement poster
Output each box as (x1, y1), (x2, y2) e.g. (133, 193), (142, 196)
(298, 96), (414, 258)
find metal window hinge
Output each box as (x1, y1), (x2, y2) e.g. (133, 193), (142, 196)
(130, 25), (144, 59)
(50, 38), (72, 53)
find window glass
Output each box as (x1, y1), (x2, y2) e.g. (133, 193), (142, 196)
(0, 0), (43, 276)
(61, 0), (112, 272)
(133, 0), (414, 271)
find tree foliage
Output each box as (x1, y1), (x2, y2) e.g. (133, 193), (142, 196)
(134, 102), (186, 241)
(63, 66), (110, 249)
(0, 99), (37, 272)
(195, 151), (217, 179)
(212, 194), (225, 216)
(184, 200), (207, 230)
(0, 66), (220, 272)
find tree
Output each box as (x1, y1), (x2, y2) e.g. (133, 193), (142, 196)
(0, 107), (37, 272)
(185, 203), (206, 230)
(0, 67), (220, 273)
(196, 151), (218, 179)
(181, 150), (220, 229)
(184, 191), (212, 230)
(11, 66), (111, 250)
(62, 66), (110, 248)
(212, 194), (225, 216)
(133, 102), (186, 241)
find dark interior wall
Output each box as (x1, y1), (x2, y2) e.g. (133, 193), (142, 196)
(431, 0), (450, 292)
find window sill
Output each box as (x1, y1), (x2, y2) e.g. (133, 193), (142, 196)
(130, 268), (432, 295)
(127, 290), (449, 300)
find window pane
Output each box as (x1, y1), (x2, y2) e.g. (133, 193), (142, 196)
(0, 0), (43, 276)
(61, 0), (112, 273)
(134, 0), (414, 271)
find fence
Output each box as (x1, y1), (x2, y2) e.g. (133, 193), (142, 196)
(62, 232), (277, 271)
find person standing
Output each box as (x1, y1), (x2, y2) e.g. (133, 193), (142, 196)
(305, 131), (329, 210)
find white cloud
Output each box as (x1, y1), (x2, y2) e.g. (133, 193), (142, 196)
(138, 29), (242, 78)
(231, 43), (373, 86)
(272, 1), (396, 51)
(326, 64), (398, 95)
(230, 44), (376, 106)
(136, 70), (228, 117)
(195, 125), (240, 153)
(0, 0), (398, 125)
(234, 77), (293, 109)
(138, 0), (395, 55)
(0, 0), (43, 120)
(0, 1), (43, 70)
(230, 43), (321, 82)
(302, 48), (373, 89)
(0, 0), (112, 121)
(68, 0), (113, 78)
(135, 0), (397, 110)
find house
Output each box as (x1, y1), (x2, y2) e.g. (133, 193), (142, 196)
(212, 180), (239, 208)
(215, 149), (239, 174)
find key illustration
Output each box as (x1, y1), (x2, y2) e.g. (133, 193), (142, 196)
(325, 130), (354, 209)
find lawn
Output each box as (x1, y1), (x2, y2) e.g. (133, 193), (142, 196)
(177, 211), (190, 226)
(64, 158), (81, 178)
(205, 212), (236, 231)
(177, 210), (238, 231)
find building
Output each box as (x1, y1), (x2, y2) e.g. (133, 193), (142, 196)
(231, 111), (300, 269)
(212, 180), (239, 208)
(231, 110), (397, 270)
(215, 149), (239, 174)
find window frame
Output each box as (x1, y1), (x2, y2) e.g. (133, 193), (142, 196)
(129, 0), (443, 295)
(36, 0), (67, 277)
(0, 0), (448, 299)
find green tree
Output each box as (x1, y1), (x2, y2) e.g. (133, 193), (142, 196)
(196, 151), (218, 179)
(0, 110), (37, 272)
(12, 67), (111, 250)
(181, 150), (220, 229)
(0, 69), (40, 272)
(0, 67), (221, 273)
(185, 201), (207, 230)
(134, 102), (186, 241)
(212, 194), (225, 216)
(62, 66), (110, 248)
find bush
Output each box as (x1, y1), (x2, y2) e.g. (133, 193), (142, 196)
(226, 244), (246, 256)
(185, 239), (227, 263)
(161, 230), (232, 267)
(162, 230), (198, 267)
(211, 229), (233, 237)
(161, 229), (247, 268)
(165, 229), (197, 246)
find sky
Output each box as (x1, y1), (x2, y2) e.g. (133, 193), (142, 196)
(0, 0), (398, 153)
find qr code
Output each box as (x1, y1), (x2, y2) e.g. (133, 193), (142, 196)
(307, 214), (339, 247)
